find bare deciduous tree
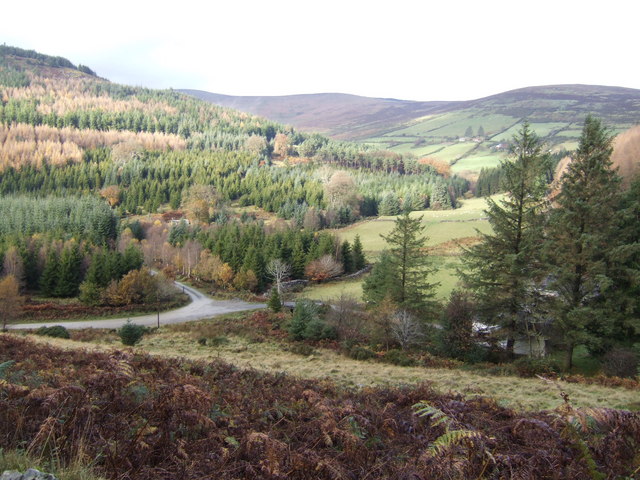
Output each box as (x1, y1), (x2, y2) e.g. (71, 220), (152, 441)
(391, 310), (424, 350)
(266, 259), (291, 295)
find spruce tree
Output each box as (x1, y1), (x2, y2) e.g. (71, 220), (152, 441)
(352, 234), (366, 271)
(341, 240), (353, 274)
(291, 238), (307, 279)
(267, 287), (282, 313)
(595, 176), (640, 351)
(40, 250), (59, 297)
(462, 122), (550, 356)
(544, 116), (622, 369)
(56, 243), (83, 297)
(364, 213), (438, 316)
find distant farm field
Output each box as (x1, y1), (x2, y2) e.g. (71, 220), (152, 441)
(300, 197), (493, 301)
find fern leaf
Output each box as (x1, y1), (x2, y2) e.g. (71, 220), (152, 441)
(427, 429), (483, 457)
(0, 360), (15, 379)
(412, 401), (452, 428)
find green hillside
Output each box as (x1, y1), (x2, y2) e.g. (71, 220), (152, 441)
(186, 85), (640, 177)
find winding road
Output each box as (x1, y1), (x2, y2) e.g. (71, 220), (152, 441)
(8, 280), (266, 330)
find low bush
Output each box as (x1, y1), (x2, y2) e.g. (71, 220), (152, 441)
(118, 321), (147, 346)
(348, 345), (377, 361)
(513, 356), (559, 378)
(602, 348), (638, 379)
(284, 343), (316, 357)
(35, 325), (70, 339)
(381, 349), (416, 367)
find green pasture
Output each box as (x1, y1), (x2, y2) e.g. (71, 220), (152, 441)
(301, 256), (463, 302)
(302, 198), (495, 302)
(491, 122), (572, 142)
(387, 112), (518, 139)
(451, 151), (505, 173)
(333, 197), (492, 252)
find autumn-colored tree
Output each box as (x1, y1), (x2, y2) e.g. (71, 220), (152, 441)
(233, 269), (258, 292)
(193, 250), (223, 283)
(324, 170), (360, 214)
(273, 133), (291, 157)
(100, 185), (121, 207)
(305, 255), (343, 282)
(244, 134), (268, 156)
(2, 246), (24, 286)
(0, 275), (25, 329)
(102, 268), (156, 306)
(215, 263), (235, 289)
(184, 184), (217, 224)
(611, 125), (640, 186)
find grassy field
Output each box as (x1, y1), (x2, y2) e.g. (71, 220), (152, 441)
(300, 197), (492, 302)
(451, 151), (506, 173)
(21, 330), (640, 412)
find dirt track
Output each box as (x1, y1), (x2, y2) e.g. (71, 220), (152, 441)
(8, 280), (265, 330)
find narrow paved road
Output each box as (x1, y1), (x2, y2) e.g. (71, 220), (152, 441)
(8, 280), (266, 330)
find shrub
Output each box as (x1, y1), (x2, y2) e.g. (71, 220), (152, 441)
(78, 280), (103, 306)
(288, 299), (320, 340)
(602, 349), (638, 379)
(284, 343), (316, 356)
(118, 321), (147, 346)
(348, 345), (377, 361)
(381, 349), (416, 367)
(35, 325), (70, 339)
(267, 289), (282, 313)
(303, 319), (337, 341)
(513, 356), (559, 378)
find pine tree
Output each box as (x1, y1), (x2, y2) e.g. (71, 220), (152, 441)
(341, 240), (353, 274)
(600, 177), (640, 350)
(462, 122), (550, 356)
(267, 287), (282, 313)
(364, 213), (438, 316)
(40, 250), (60, 297)
(363, 251), (397, 305)
(352, 234), (366, 271)
(544, 116), (622, 369)
(56, 243), (83, 297)
(291, 238), (307, 278)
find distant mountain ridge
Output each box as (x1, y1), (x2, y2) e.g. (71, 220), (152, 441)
(179, 90), (457, 139)
(181, 85), (640, 140)
(182, 85), (640, 177)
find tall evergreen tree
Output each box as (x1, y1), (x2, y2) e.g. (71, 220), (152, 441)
(39, 250), (59, 297)
(352, 234), (366, 271)
(596, 176), (640, 351)
(462, 122), (550, 356)
(544, 116), (622, 369)
(364, 213), (438, 316)
(340, 240), (353, 274)
(291, 238), (307, 278)
(56, 243), (83, 297)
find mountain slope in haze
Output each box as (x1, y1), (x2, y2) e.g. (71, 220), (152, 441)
(180, 90), (456, 139)
(183, 85), (640, 177)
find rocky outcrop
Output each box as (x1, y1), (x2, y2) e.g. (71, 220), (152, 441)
(1, 469), (58, 480)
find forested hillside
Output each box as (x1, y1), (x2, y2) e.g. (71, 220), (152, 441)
(186, 84), (640, 178)
(0, 45), (470, 317)
(0, 46), (468, 217)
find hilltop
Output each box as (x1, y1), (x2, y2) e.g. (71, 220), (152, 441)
(184, 85), (640, 177)
(180, 90), (455, 139)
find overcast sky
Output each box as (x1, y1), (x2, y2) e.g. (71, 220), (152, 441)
(3, 0), (637, 101)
